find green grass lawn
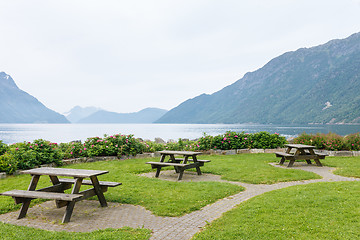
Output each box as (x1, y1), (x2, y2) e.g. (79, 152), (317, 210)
(0, 157), (243, 217)
(193, 181), (360, 240)
(193, 155), (360, 240)
(1, 154), (359, 240)
(322, 156), (360, 178)
(0, 224), (151, 240)
(201, 154), (321, 184)
(61, 158), (244, 216)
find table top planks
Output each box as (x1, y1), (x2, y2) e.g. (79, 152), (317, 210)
(157, 150), (202, 155)
(21, 167), (108, 178)
(284, 144), (316, 149)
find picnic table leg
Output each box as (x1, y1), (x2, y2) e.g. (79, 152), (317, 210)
(287, 160), (295, 167)
(172, 155), (180, 173)
(309, 149), (323, 167)
(90, 176), (108, 207)
(279, 157), (285, 165)
(285, 147), (292, 154)
(314, 158), (323, 167)
(288, 149), (301, 167)
(299, 149), (312, 165)
(18, 175), (40, 219)
(155, 154), (166, 177)
(159, 154), (166, 162)
(178, 169), (185, 181)
(63, 178), (83, 223)
(155, 167), (162, 177)
(49, 175), (67, 208)
(192, 156), (202, 175)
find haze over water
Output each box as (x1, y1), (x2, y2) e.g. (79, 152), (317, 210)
(0, 123), (359, 144)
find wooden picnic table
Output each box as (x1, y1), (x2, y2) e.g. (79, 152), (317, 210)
(0, 167), (121, 223)
(275, 144), (327, 167)
(146, 150), (210, 180)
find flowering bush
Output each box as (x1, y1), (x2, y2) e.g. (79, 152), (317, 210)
(142, 140), (165, 152)
(344, 133), (360, 150)
(7, 139), (63, 170)
(0, 153), (17, 174)
(251, 131), (287, 149)
(59, 141), (87, 159)
(0, 140), (8, 155)
(11, 130), (360, 175)
(196, 134), (214, 150)
(293, 132), (348, 151)
(196, 131), (286, 150)
(84, 134), (145, 157)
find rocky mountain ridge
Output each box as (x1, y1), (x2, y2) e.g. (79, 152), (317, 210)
(0, 72), (69, 123)
(156, 32), (360, 124)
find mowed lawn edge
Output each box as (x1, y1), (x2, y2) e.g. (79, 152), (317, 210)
(200, 154), (322, 184)
(193, 181), (360, 240)
(322, 156), (360, 178)
(0, 223), (151, 240)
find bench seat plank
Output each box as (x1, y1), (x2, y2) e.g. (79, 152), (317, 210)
(185, 159), (211, 163)
(315, 153), (328, 157)
(275, 152), (294, 157)
(146, 162), (188, 167)
(1, 190), (82, 201)
(174, 158), (211, 163)
(58, 178), (122, 187)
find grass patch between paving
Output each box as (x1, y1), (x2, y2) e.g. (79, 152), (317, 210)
(0, 223), (151, 240)
(193, 181), (360, 240)
(322, 156), (360, 178)
(201, 154), (321, 184)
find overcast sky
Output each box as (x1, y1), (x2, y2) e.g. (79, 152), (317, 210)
(1, 0), (360, 114)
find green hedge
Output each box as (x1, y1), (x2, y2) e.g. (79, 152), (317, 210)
(3, 131), (358, 175)
(0, 131), (299, 174)
(1, 139), (63, 174)
(293, 132), (360, 151)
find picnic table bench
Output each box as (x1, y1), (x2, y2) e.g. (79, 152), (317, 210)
(146, 150), (210, 180)
(0, 167), (121, 223)
(275, 144), (328, 167)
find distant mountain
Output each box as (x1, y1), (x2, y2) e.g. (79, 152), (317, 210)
(156, 32), (360, 124)
(77, 107), (168, 123)
(64, 106), (102, 123)
(0, 72), (69, 123)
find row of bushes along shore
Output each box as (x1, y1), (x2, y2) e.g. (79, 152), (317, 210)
(1, 131), (360, 174)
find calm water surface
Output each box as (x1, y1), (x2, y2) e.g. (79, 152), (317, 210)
(0, 123), (359, 144)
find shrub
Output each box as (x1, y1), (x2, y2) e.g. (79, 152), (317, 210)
(110, 134), (145, 156)
(322, 133), (345, 151)
(197, 134), (214, 150)
(197, 131), (286, 150)
(293, 132), (349, 151)
(211, 132), (236, 150)
(0, 153), (17, 174)
(0, 140), (8, 156)
(8, 140), (63, 170)
(251, 131), (287, 149)
(344, 133), (360, 151)
(84, 134), (145, 157)
(142, 140), (165, 152)
(59, 141), (87, 159)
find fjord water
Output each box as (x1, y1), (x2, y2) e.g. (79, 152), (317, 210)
(0, 123), (359, 144)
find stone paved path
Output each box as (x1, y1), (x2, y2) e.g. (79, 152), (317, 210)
(0, 163), (359, 239)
